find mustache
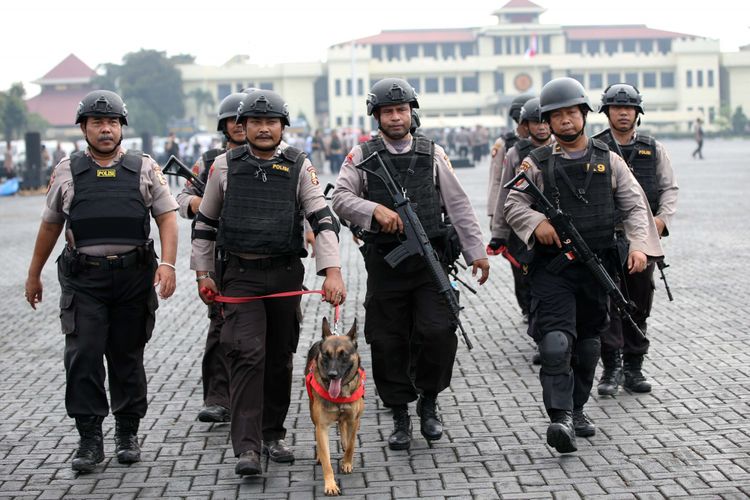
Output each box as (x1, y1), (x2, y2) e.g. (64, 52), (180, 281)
(97, 134), (114, 141)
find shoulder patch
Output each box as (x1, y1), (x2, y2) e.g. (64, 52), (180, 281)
(306, 164), (320, 185)
(520, 160), (531, 172)
(491, 146), (498, 158)
(151, 163), (168, 185)
(443, 154), (455, 174)
(208, 165), (216, 180)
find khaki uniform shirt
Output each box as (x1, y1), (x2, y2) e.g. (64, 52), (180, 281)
(190, 143), (340, 275)
(175, 155), (206, 219)
(42, 147), (179, 256)
(486, 137), (506, 217)
(332, 134), (486, 265)
(504, 140), (663, 257)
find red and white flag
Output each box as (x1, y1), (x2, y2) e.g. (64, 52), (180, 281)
(525, 34), (538, 58)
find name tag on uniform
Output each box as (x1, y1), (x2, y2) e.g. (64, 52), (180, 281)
(585, 163), (607, 173)
(638, 150), (652, 156)
(96, 169), (116, 178)
(271, 164), (290, 173)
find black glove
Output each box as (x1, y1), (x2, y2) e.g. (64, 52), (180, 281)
(486, 238), (507, 256)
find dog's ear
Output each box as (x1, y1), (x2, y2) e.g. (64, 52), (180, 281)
(322, 317), (333, 338)
(346, 318), (358, 342)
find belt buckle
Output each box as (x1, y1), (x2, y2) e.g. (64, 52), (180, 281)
(106, 255), (119, 261)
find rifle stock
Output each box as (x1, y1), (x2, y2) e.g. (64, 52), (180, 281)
(355, 152), (474, 350)
(162, 155), (205, 196)
(504, 170), (646, 337)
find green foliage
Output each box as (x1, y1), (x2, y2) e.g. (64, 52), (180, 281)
(732, 106), (748, 135)
(187, 88), (215, 119)
(92, 49), (186, 135)
(0, 83), (28, 141)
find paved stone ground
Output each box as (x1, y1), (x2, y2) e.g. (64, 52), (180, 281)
(1, 138), (749, 499)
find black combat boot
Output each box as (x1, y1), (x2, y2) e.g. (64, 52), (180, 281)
(416, 394), (443, 441)
(546, 410), (577, 454)
(623, 353), (652, 393)
(388, 405), (412, 450)
(114, 416), (141, 464)
(72, 416), (104, 473)
(597, 349), (623, 396)
(572, 408), (596, 437)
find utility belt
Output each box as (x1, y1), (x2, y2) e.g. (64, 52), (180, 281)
(227, 253), (296, 270)
(60, 240), (155, 276)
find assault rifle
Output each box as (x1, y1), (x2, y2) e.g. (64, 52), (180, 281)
(504, 170), (645, 337)
(656, 259), (674, 301)
(355, 152), (474, 350)
(162, 155), (205, 196)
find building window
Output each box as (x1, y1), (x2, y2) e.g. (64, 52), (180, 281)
(505, 37), (512, 54)
(425, 77), (439, 93)
(346, 79), (352, 96)
(568, 72), (584, 84)
(622, 40), (636, 53)
(661, 71), (675, 88)
(709, 106), (716, 123)
(357, 79), (364, 96)
(657, 39), (672, 54)
(686, 70), (693, 88)
(407, 78), (420, 93)
(494, 71), (505, 92)
(405, 44), (419, 60)
(494, 37), (503, 55)
(542, 69), (552, 85)
(260, 82), (273, 90)
(335, 79), (341, 97)
(643, 72), (657, 88)
(336, 116), (342, 126)
(462, 74), (479, 93)
(515, 36), (522, 54)
(541, 35), (551, 54)
(347, 116), (352, 126)
(568, 40), (583, 54)
(217, 84), (231, 100)
(423, 43), (437, 58)
(441, 43), (456, 59)
(607, 72), (621, 86)
(444, 77), (457, 93)
(640, 39), (653, 54)
(386, 45), (400, 61)
(605, 40), (618, 55)
(697, 70), (704, 87)
(708, 69), (715, 87)
(246, 82), (255, 89)
(625, 72), (638, 87)
(586, 40), (599, 55)
(460, 42), (475, 58)
(371, 44), (382, 61)
(589, 73), (603, 89)
(235, 83), (243, 92)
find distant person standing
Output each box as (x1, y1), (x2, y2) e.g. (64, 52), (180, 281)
(165, 132), (180, 185)
(692, 118), (704, 159)
(53, 142), (67, 166)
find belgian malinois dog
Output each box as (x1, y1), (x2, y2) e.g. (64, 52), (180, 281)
(305, 318), (364, 496)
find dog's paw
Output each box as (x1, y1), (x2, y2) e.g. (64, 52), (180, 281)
(324, 480), (341, 496)
(340, 461), (353, 474)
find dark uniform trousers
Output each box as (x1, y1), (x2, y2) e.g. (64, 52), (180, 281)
(203, 304), (230, 408)
(529, 256), (608, 412)
(511, 264), (531, 315)
(58, 252), (158, 418)
(220, 255), (303, 456)
(363, 248), (458, 406)
(602, 262), (654, 355)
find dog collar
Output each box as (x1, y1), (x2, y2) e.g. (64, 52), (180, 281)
(306, 367), (366, 404)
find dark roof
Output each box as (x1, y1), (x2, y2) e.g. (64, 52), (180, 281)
(564, 25), (696, 41)
(26, 88), (91, 127)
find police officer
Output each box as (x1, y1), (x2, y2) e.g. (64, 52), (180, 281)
(488, 97), (552, 327)
(504, 77), (663, 454)
(191, 89), (345, 476)
(593, 84), (678, 395)
(487, 94), (532, 225)
(332, 78), (490, 451)
(24, 90), (179, 472)
(176, 92), (248, 423)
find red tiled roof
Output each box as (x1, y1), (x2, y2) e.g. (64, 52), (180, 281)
(352, 29), (476, 45)
(500, 0), (544, 9)
(564, 25), (696, 40)
(40, 54), (96, 81)
(26, 89), (92, 127)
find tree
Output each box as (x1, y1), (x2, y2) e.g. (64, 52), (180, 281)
(187, 88), (215, 120)
(732, 106), (748, 135)
(92, 49), (186, 135)
(0, 83), (28, 142)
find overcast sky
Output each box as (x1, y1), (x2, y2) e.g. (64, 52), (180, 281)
(1, 0), (747, 95)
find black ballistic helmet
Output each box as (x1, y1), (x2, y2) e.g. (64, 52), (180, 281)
(75, 90), (128, 126)
(237, 90), (290, 126)
(519, 97), (542, 124)
(539, 77), (594, 120)
(599, 83), (645, 115)
(509, 94), (534, 124)
(366, 78), (419, 116)
(216, 92), (248, 132)
(410, 108), (421, 134)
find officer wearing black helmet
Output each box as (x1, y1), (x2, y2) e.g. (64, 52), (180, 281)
(25, 90), (179, 472)
(176, 92), (249, 424)
(191, 89), (345, 476)
(487, 94), (532, 224)
(504, 77), (663, 454)
(593, 84), (678, 396)
(489, 97), (553, 327)
(332, 78), (490, 451)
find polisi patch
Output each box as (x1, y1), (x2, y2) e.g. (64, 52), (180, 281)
(96, 168), (116, 178)
(638, 149), (653, 156)
(272, 164), (290, 173)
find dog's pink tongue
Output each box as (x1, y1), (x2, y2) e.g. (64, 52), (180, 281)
(328, 378), (342, 399)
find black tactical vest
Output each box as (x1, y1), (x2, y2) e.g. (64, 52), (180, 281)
(512, 138), (535, 166)
(361, 136), (446, 245)
(199, 148), (225, 184)
(502, 131), (519, 151)
(67, 151), (150, 248)
(531, 139), (615, 252)
(218, 145), (305, 255)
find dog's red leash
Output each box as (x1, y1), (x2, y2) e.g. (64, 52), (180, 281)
(200, 287), (341, 326)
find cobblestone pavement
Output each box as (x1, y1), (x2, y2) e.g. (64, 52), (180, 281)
(1, 139), (749, 499)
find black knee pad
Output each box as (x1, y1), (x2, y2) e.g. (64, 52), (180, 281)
(575, 337), (601, 373)
(539, 330), (573, 375)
